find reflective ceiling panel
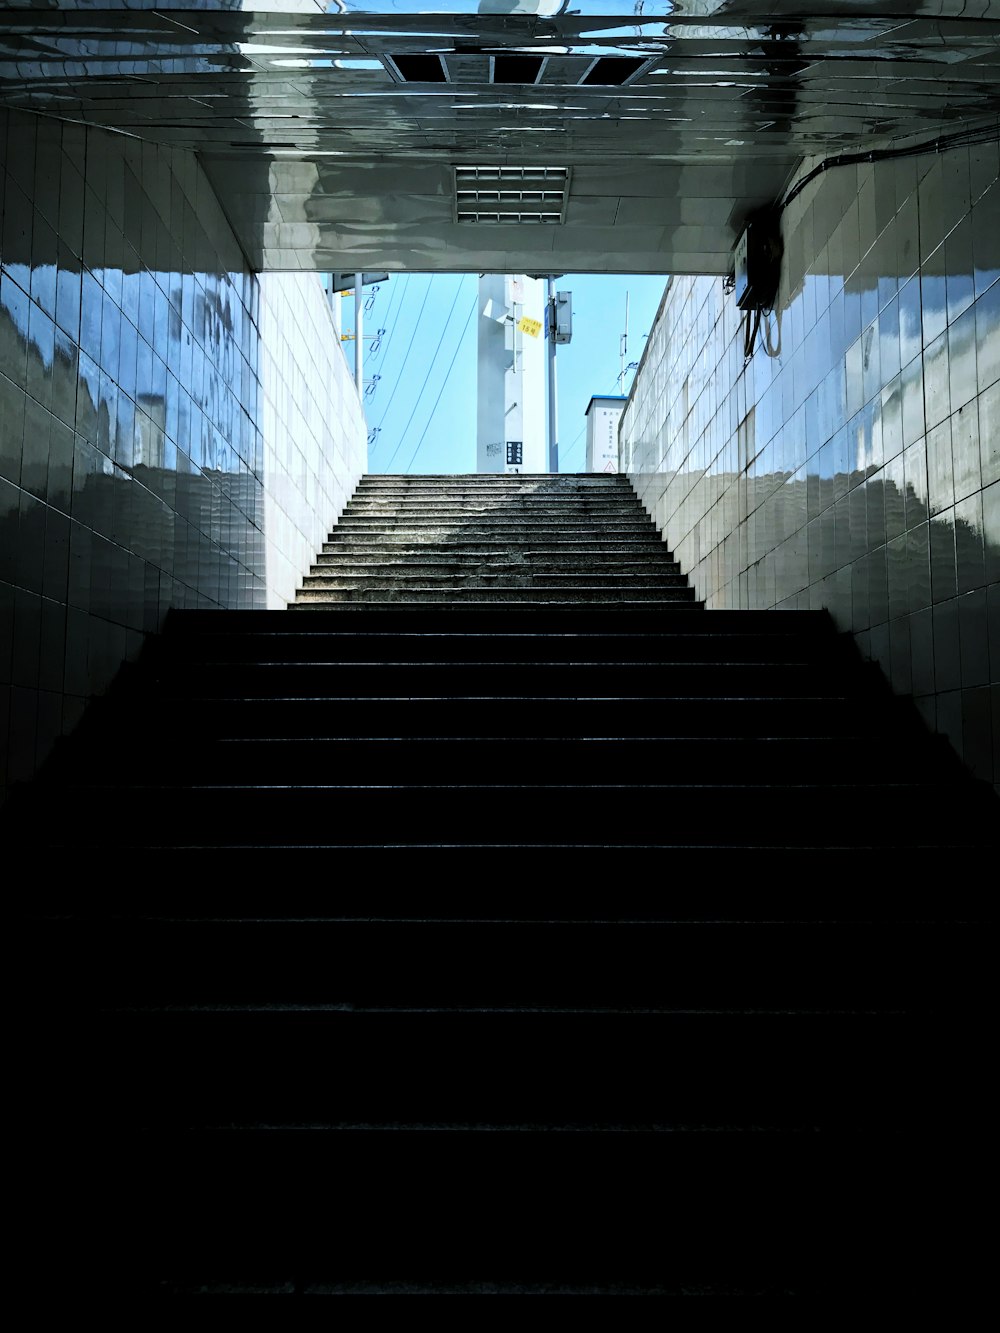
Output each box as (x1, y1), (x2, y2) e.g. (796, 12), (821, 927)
(1, 2), (999, 273)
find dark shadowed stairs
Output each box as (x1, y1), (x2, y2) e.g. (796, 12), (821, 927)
(12, 473), (996, 1297)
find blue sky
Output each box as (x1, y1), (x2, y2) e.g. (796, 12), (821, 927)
(343, 273), (668, 474)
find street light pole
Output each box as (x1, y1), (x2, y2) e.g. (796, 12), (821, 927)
(354, 272), (363, 396)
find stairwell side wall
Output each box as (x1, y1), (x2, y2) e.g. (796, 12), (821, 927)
(259, 275), (366, 609)
(622, 145), (1000, 792)
(0, 109), (367, 797)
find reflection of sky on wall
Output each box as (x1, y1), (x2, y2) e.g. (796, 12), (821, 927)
(0, 107), (269, 771)
(620, 148), (999, 780)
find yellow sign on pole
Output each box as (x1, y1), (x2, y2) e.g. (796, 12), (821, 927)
(517, 316), (543, 338)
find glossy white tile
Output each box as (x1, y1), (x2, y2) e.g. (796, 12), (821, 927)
(624, 145), (1000, 787)
(1, 108), (368, 794)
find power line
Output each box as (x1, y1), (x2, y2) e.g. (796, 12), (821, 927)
(403, 294), (478, 474)
(370, 272), (410, 369)
(361, 275), (407, 426)
(562, 423), (587, 466)
(372, 274), (434, 435)
(382, 277), (466, 472)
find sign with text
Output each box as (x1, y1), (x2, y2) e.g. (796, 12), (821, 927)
(585, 396), (626, 474)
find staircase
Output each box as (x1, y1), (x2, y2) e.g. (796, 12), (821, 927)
(13, 474), (995, 1297)
(294, 473), (698, 608)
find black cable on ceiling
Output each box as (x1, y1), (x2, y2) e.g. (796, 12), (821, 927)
(778, 119), (1000, 215)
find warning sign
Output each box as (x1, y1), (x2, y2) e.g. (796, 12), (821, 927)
(517, 316), (543, 338)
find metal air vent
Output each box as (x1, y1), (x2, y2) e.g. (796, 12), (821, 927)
(491, 55), (544, 85)
(455, 166), (570, 224)
(385, 54), (447, 83)
(580, 56), (649, 86)
(384, 54), (656, 87)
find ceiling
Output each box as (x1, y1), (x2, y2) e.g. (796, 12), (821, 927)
(2, 2), (1000, 274)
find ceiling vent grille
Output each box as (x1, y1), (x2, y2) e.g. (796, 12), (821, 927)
(386, 54), (447, 83)
(491, 55), (544, 85)
(581, 56), (648, 86)
(385, 54), (655, 87)
(455, 166), (570, 224)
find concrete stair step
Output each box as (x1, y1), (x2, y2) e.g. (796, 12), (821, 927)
(44, 998), (987, 1098)
(35, 1121), (980, 1296)
(327, 533), (661, 545)
(343, 499), (650, 510)
(350, 488), (638, 493)
(61, 693), (909, 741)
(139, 661), (848, 699)
(356, 474), (630, 484)
(313, 547), (664, 563)
(350, 494), (637, 505)
(45, 734), (955, 789)
(23, 846), (991, 922)
(142, 628), (857, 666)
(293, 586), (698, 603)
(37, 915), (989, 1014)
(333, 525), (658, 535)
(322, 537), (667, 551)
(340, 509), (653, 520)
(353, 495), (636, 501)
(300, 573), (691, 590)
(349, 496), (638, 504)
(312, 556), (680, 571)
(347, 501), (641, 512)
(173, 609), (839, 633)
(29, 779), (994, 848)
(354, 487), (633, 493)
(290, 599), (705, 613)
(337, 511), (653, 522)
(347, 488), (640, 498)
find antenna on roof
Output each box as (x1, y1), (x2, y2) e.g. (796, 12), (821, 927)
(618, 290), (630, 394)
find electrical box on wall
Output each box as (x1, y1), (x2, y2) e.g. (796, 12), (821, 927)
(732, 215), (783, 311)
(552, 290), (573, 343)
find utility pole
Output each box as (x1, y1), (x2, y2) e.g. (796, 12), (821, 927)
(541, 276), (572, 473)
(547, 276), (559, 474)
(477, 275), (546, 473)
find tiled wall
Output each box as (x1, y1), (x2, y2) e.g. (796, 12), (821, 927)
(622, 144), (1000, 790)
(0, 110), (366, 797)
(260, 273), (365, 609)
